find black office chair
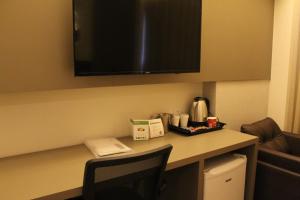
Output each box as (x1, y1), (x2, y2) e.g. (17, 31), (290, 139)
(79, 144), (172, 200)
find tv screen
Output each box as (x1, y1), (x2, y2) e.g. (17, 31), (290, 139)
(73, 0), (201, 75)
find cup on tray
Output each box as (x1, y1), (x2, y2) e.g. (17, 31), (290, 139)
(180, 113), (189, 128)
(170, 114), (180, 127)
(207, 117), (218, 128)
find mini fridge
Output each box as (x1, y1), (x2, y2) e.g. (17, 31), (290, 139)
(203, 154), (247, 200)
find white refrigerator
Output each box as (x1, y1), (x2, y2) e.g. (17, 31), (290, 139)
(203, 154), (247, 200)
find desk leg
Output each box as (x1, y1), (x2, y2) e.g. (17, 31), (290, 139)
(197, 160), (205, 200)
(237, 143), (258, 200)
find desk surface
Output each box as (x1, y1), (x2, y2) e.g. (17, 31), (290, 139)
(0, 129), (257, 200)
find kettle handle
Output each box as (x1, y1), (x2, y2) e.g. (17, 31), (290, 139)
(204, 97), (210, 116)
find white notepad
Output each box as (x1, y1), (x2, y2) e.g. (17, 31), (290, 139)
(84, 138), (132, 157)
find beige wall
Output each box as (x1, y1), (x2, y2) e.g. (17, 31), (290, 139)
(200, 0), (273, 81)
(0, 83), (202, 158)
(204, 81), (269, 131)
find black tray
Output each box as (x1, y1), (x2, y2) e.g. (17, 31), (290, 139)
(169, 121), (226, 136)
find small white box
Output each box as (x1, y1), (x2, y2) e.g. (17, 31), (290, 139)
(130, 119), (150, 141)
(149, 118), (164, 138)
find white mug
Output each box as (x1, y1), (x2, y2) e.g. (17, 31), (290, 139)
(180, 114), (189, 128)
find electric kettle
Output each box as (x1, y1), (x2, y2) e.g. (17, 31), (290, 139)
(190, 97), (209, 122)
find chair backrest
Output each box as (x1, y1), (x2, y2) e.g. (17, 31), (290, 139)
(240, 117), (282, 143)
(82, 144), (173, 200)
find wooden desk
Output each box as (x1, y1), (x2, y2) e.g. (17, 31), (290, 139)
(0, 129), (258, 200)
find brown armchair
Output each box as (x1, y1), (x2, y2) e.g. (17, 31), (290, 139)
(241, 117), (300, 200)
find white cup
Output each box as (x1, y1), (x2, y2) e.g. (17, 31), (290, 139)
(171, 114), (180, 127)
(180, 114), (189, 128)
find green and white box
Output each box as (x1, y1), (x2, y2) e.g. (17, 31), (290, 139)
(130, 119), (150, 141)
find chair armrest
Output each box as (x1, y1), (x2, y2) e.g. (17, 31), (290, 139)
(258, 146), (300, 174)
(258, 160), (300, 178)
(283, 132), (300, 155)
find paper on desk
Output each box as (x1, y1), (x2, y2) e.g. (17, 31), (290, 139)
(84, 138), (132, 157)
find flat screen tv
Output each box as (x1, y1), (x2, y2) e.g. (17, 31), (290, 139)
(73, 0), (201, 76)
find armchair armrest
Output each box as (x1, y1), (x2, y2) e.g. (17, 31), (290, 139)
(283, 132), (300, 156)
(258, 160), (300, 178)
(258, 146), (300, 174)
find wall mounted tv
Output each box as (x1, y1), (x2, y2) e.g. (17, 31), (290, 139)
(73, 0), (201, 76)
